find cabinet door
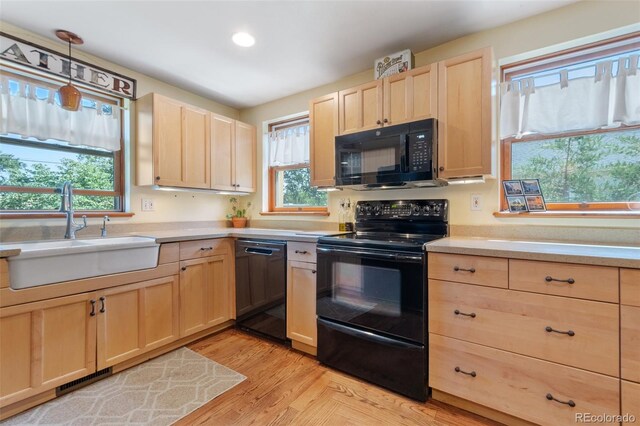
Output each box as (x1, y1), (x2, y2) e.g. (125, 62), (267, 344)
(286, 261), (317, 347)
(210, 113), (236, 191)
(180, 255), (232, 337)
(182, 106), (211, 189)
(309, 92), (339, 187)
(0, 293), (96, 407)
(384, 64), (437, 126)
(437, 47), (493, 179)
(234, 121), (256, 192)
(96, 276), (179, 370)
(338, 80), (383, 134)
(153, 95), (184, 186)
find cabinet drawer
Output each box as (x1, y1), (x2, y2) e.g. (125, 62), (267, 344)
(428, 253), (508, 288)
(179, 238), (230, 260)
(621, 269), (640, 307)
(509, 260), (618, 302)
(429, 334), (620, 426)
(622, 305), (640, 382)
(429, 280), (619, 376)
(622, 380), (640, 421)
(287, 242), (317, 263)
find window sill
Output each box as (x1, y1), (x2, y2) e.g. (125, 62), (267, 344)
(260, 211), (330, 217)
(0, 212), (135, 219)
(493, 210), (640, 219)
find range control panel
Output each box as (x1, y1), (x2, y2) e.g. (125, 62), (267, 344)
(355, 199), (448, 220)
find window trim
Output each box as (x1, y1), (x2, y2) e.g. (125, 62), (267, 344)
(499, 33), (640, 213)
(266, 116), (328, 214)
(0, 67), (126, 216)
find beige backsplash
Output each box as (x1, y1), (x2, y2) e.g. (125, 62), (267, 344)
(1, 219), (637, 247)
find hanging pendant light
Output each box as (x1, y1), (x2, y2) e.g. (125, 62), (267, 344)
(55, 29), (84, 111)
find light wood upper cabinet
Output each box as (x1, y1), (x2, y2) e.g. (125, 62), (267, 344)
(210, 115), (256, 193)
(286, 260), (318, 349)
(234, 121), (257, 192)
(136, 93), (211, 189)
(437, 47), (493, 179)
(309, 92), (339, 187)
(384, 64), (437, 126)
(96, 275), (180, 370)
(338, 80), (383, 134)
(179, 254), (233, 337)
(0, 292), (97, 407)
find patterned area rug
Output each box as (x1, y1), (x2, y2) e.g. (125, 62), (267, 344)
(4, 348), (246, 425)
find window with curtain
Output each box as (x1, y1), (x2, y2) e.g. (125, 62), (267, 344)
(0, 69), (125, 215)
(268, 116), (327, 212)
(500, 34), (640, 212)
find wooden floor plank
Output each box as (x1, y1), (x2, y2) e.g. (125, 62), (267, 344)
(175, 329), (499, 426)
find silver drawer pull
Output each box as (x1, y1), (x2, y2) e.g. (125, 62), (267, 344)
(454, 309), (476, 318)
(454, 366), (476, 377)
(546, 393), (575, 407)
(295, 250), (309, 254)
(545, 326), (575, 337)
(454, 266), (476, 273)
(545, 276), (575, 284)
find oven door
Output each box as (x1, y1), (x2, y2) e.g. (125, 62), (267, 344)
(316, 245), (425, 344)
(335, 133), (408, 186)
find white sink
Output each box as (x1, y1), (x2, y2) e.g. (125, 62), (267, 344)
(3, 236), (160, 289)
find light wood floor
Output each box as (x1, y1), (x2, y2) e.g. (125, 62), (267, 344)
(178, 329), (499, 426)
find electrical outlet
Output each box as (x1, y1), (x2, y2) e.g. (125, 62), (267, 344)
(141, 198), (155, 211)
(471, 194), (482, 211)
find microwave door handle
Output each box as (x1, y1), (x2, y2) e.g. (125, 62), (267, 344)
(401, 134), (410, 172)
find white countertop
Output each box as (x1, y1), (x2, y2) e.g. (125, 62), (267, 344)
(425, 237), (640, 269)
(130, 227), (344, 244)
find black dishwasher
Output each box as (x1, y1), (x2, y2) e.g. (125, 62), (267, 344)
(235, 239), (288, 343)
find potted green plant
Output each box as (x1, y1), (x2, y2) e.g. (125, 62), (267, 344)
(226, 197), (252, 228)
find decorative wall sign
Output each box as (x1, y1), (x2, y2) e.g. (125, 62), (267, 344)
(374, 49), (414, 80)
(0, 32), (136, 99)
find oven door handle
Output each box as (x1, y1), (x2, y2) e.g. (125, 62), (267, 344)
(317, 247), (422, 262)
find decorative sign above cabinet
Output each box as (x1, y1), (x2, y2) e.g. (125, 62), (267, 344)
(0, 32), (136, 99)
(374, 49), (414, 80)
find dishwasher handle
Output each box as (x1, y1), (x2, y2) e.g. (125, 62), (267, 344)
(244, 247), (275, 256)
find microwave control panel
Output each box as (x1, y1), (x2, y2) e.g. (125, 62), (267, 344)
(407, 130), (433, 172)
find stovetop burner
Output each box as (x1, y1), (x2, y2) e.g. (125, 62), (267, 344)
(319, 199), (449, 252)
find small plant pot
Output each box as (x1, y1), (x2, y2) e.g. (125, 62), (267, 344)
(231, 217), (247, 228)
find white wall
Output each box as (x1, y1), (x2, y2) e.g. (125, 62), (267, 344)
(0, 21), (239, 230)
(239, 1), (640, 232)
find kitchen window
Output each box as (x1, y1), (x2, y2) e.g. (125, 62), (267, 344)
(267, 116), (328, 214)
(0, 69), (126, 217)
(499, 33), (640, 213)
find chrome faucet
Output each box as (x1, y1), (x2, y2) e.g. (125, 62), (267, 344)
(100, 215), (110, 237)
(59, 181), (87, 239)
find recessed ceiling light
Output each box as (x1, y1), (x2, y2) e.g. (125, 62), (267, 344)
(232, 32), (255, 47)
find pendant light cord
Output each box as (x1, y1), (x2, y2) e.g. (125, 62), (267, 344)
(67, 39), (72, 84)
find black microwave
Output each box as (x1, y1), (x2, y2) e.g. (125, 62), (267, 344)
(334, 118), (442, 189)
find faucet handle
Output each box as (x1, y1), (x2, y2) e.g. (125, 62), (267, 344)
(101, 215), (110, 237)
(79, 215), (88, 230)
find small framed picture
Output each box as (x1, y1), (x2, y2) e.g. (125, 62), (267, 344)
(521, 179), (542, 195)
(507, 196), (528, 212)
(525, 195), (547, 211)
(502, 180), (524, 196)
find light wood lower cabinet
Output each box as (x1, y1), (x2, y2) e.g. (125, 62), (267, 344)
(429, 280), (619, 376)
(179, 254), (233, 337)
(430, 334), (620, 426)
(96, 275), (180, 370)
(286, 260), (317, 352)
(622, 380), (640, 421)
(0, 292), (97, 407)
(621, 304), (640, 382)
(428, 253), (508, 288)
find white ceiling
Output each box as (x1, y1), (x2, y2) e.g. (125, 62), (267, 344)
(1, 0), (577, 109)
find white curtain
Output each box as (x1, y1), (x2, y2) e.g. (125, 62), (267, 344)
(0, 75), (121, 151)
(268, 124), (310, 166)
(500, 54), (640, 139)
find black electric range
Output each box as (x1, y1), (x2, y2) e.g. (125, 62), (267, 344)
(316, 199), (448, 401)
